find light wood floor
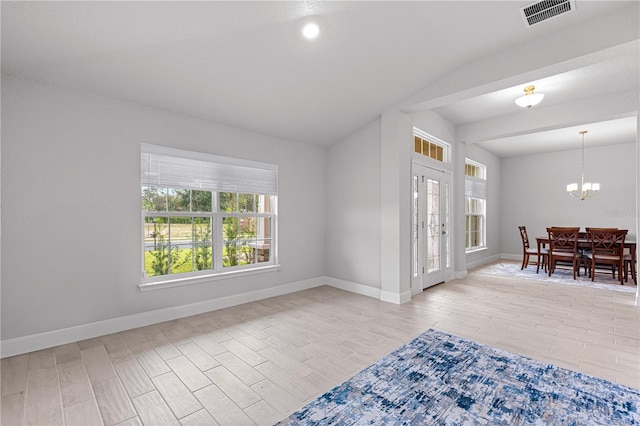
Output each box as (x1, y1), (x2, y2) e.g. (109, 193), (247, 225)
(2, 269), (639, 425)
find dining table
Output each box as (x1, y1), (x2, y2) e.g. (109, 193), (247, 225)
(536, 235), (636, 284)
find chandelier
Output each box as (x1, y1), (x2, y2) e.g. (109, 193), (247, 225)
(515, 85), (545, 108)
(566, 130), (600, 200)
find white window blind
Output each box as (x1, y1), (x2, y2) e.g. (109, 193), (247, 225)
(464, 158), (486, 199)
(465, 177), (486, 199)
(141, 144), (278, 195)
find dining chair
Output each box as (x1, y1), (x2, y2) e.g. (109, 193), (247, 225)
(547, 227), (580, 279)
(584, 228), (627, 285)
(583, 227), (617, 277)
(518, 226), (547, 273)
(623, 250), (637, 285)
(619, 231), (637, 286)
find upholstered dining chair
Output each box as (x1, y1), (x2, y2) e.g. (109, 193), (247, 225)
(518, 226), (547, 273)
(547, 227), (580, 279)
(585, 228), (627, 285)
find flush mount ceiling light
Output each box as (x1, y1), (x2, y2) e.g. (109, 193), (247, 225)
(515, 85), (545, 108)
(301, 21), (320, 40)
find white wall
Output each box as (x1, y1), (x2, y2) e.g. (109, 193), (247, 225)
(1, 75), (326, 342)
(412, 111), (455, 150)
(500, 142), (637, 257)
(379, 109), (413, 303)
(465, 144), (502, 268)
(325, 120), (382, 288)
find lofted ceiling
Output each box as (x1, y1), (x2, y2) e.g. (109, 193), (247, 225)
(1, 1), (638, 156)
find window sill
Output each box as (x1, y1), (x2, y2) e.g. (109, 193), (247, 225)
(138, 264), (281, 292)
(465, 247), (488, 254)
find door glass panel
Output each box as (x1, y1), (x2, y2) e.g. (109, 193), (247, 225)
(426, 179), (440, 273)
(412, 175), (419, 278)
(445, 182), (450, 268)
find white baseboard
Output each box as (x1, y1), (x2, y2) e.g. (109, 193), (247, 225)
(1, 277), (326, 358)
(325, 277), (414, 305)
(323, 277), (381, 299)
(380, 289), (412, 304)
(455, 254), (521, 279)
(501, 254), (521, 261)
(455, 270), (468, 279)
(1, 275), (425, 357)
(466, 254), (501, 270)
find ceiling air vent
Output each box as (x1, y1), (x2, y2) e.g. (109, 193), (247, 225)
(520, 0), (576, 27)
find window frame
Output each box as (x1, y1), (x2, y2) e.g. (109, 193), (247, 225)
(218, 194), (275, 272)
(413, 127), (449, 164)
(464, 158), (487, 252)
(465, 197), (486, 251)
(140, 145), (279, 291)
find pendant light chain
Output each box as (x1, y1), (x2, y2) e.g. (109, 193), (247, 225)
(566, 130), (599, 200)
(580, 131), (585, 183)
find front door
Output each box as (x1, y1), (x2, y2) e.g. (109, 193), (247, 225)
(412, 164), (450, 292)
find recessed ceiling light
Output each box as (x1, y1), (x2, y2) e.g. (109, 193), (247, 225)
(301, 21), (320, 40)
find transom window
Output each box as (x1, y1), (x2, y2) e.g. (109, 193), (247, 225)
(141, 144), (278, 286)
(413, 128), (448, 163)
(465, 161), (486, 179)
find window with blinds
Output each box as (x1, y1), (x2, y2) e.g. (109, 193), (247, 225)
(141, 144), (278, 286)
(464, 158), (487, 251)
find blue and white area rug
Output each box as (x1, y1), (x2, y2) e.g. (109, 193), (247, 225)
(277, 329), (640, 425)
(476, 261), (637, 294)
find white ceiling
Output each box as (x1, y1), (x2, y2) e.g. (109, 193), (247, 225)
(476, 116), (638, 158)
(2, 1), (638, 155)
